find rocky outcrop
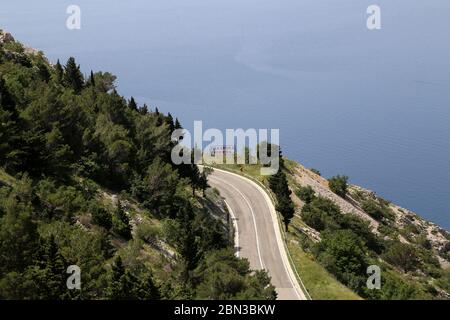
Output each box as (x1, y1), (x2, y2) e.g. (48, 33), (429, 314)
(0, 30), (15, 44)
(292, 165), (380, 230)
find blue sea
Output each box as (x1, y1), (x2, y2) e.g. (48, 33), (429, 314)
(2, 0), (450, 230)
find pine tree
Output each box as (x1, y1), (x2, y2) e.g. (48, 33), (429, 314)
(107, 256), (143, 300)
(37, 61), (51, 82)
(199, 167), (212, 196)
(63, 57), (84, 94)
(277, 195), (295, 232)
(0, 76), (15, 114)
(87, 70), (96, 87)
(0, 200), (40, 274)
(0, 76), (21, 168)
(128, 97), (138, 111)
(137, 273), (160, 300)
(176, 204), (199, 279)
(174, 118), (182, 130)
(268, 148), (295, 231)
(166, 112), (175, 132)
(36, 235), (69, 299)
(54, 59), (64, 84)
(191, 164), (201, 196)
(107, 256), (127, 299)
(154, 107), (163, 126)
(139, 103), (149, 115)
(44, 126), (74, 177)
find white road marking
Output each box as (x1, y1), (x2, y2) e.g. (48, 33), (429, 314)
(210, 175), (265, 270)
(224, 200), (240, 258)
(211, 168), (308, 300)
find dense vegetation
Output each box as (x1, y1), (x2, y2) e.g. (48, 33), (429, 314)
(0, 36), (276, 300)
(297, 178), (449, 300)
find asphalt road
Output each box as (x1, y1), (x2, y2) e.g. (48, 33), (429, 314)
(208, 168), (307, 300)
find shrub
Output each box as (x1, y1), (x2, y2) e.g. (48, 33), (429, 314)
(361, 199), (394, 221)
(314, 230), (367, 292)
(361, 199), (385, 220)
(296, 185), (316, 204)
(90, 203), (112, 230)
(363, 270), (432, 300)
(328, 175), (348, 198)
(136, 223), (161, 246)
(382, 242), (420, 272)
(301, 197), (342, 231)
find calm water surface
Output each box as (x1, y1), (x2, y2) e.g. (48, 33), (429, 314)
(2, 0), (450, 229)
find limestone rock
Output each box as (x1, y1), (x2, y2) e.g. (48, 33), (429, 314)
(0, 30), (15, 44)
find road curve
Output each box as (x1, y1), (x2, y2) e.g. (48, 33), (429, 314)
(208, 168), (307, 300)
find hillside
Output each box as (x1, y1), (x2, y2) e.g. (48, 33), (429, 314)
(2, 29), (449, 301)
(215, 159), (450, 300)
(0, 30), (277, 300)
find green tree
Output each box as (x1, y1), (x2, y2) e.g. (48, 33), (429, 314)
(0, 77), (22, 169)
(0, 187), (39, 274)
(44, 126), (74, 177)
(198, 166), (213, 196)
(268, 150), (295, 231)
(87, 70), (96, 87)
(174, 118), (182, 130)
(54, 59), (64, 84)
(63, 57), (84, 93)
(106, 256), (159, 300)
(277, 195), (295, 232)
(27, 235), (69, 299)
(128, 97), (138, 111)
(37, 60), (51, 82)
(131, 158), (182, 217)
(107, 256), (130, 299)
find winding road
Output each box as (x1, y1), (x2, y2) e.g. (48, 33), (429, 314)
(208, 168), (308, 300)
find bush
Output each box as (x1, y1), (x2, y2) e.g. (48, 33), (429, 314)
(192, 249), (277, 300)
(136, 223), (161, 246)
(361, 199), (394, 221)
(112, 200), (132, 240)
(301, 197), (342, 231)
(434, 269), (450, 293)
(363, 270), (432, 300)
(361, 199), (384, 220)
(328, 175), (348, 198)
(340, 214), (383, 254)
(314, 230), (367, 292)
(296, 185), (316, 204)
(382, 242), (420, 272)
(90, 203), (112, 230)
